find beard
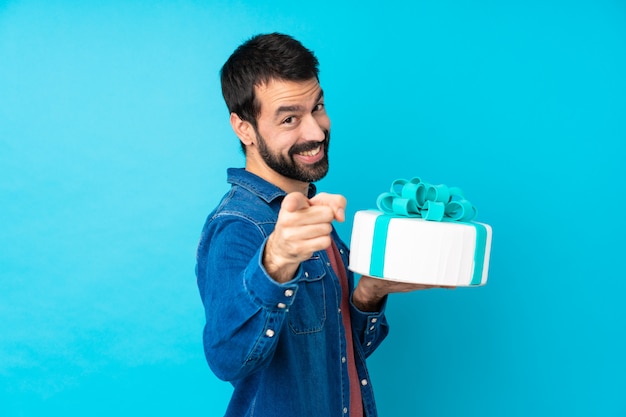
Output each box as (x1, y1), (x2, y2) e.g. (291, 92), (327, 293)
(255, 129), (330, 183)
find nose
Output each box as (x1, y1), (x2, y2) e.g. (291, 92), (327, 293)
(301, 113), (329, 142)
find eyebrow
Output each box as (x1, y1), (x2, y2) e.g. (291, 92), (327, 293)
(274, 89), (324, 118)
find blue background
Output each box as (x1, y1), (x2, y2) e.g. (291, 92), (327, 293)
(1, 1), (625, 416)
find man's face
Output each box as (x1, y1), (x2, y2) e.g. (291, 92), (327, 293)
(251, 78), (331, 184)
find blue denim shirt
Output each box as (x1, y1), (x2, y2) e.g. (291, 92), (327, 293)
(196, 168), (389, 417)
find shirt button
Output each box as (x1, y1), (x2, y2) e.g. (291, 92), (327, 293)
(338, 308), (341, 314)
(371, 318), (378, 323)
(339, 249), (344, 254)
(369, 325), (375, 331)
(366, 341), (372, 347)
(304, 271), (309, 278)
(284, 289), (294, 297)
(327, 262), (331, 267)
(265, 329), (275, 338)
(343, 407), (348, 414)
(277, 302), (287, 309)
(341, 356), (346, 363)
(361, 379), (368, 386)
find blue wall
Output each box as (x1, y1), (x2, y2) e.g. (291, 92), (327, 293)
(1, 1), (624, 416)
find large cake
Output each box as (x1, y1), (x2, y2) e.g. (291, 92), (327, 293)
(348, 178), (492, 287)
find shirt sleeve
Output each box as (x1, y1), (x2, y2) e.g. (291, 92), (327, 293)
(196, 213), (303, 381)
(349, 292), (389, 358)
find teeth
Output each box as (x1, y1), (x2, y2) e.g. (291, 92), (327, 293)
(299, 146), (321, 157)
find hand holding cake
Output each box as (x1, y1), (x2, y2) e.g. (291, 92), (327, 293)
(353, 274), (453, 312)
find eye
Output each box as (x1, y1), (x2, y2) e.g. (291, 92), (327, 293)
(314, 103), (325, 112)
(282, 116), (295, 125)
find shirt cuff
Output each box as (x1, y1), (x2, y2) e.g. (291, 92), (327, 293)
(350, 295), (387, 329)
(242, 239), (302, 311)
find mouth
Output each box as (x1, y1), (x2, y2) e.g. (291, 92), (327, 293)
(297, 145), (322, 157)
(292, 141), (325, 163)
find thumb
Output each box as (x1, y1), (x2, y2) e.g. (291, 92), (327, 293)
(281, 192), (312, 213)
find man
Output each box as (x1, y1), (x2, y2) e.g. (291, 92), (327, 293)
(196, 32), (435, 417)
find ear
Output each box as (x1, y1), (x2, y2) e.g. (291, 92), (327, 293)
(230, 113), (255, 147)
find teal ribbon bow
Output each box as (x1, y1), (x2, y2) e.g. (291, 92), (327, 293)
(370, 177), (487, 285)
(375, 177), (477, 222)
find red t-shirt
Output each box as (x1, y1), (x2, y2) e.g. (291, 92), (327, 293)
(326, 241), (364, 417)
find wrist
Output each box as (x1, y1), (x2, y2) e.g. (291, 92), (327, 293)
(352, 281), (385, 312)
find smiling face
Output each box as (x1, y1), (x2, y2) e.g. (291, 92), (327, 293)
(255, 127), (330, 185)
(232, 77), (331, 193)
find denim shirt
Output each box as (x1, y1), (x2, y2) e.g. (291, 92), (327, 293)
(196, 168), (389, 417)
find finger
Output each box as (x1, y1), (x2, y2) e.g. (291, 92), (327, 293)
(299, 234), (333, 254)
(309, 193), (347, 222)
(271, 232), (333, 264)
(279, 204), (337, 227)
(280, 222), (334, 243)
(281, 192), (311, 213)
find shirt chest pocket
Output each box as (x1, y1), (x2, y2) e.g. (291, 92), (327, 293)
(288, 256), (327, 335)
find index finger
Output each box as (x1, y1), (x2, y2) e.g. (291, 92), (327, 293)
(281, 192), (312, 213)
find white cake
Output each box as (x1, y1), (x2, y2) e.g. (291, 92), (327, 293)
(348, 210), (492, 286)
